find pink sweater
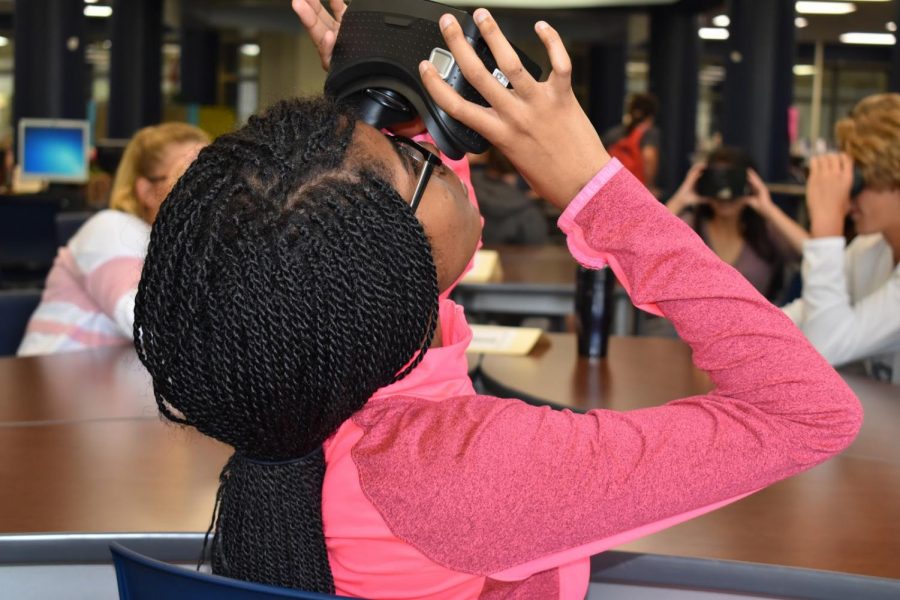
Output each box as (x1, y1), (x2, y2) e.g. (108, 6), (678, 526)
(320, 159), (862, 599)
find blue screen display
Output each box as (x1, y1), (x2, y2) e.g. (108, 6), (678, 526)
(22, 125), (88, 181)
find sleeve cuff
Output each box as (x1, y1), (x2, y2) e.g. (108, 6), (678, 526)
(556, 158), (622, 234)
(803, 236), (846, 253)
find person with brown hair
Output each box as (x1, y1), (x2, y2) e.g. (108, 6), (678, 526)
(783, 93), (900, 384)
(602, 93), (660, 189)
(17, 122), (209, 356)
(667, 147), (806, 300)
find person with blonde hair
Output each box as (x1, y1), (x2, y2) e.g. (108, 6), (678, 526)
(18, 122), (209, 356)
(783, 93), (900, 384)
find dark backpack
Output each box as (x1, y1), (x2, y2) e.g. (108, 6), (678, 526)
(608, 123), (649, 183)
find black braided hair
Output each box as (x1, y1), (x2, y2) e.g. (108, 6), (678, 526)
(133, 96), (439, 592)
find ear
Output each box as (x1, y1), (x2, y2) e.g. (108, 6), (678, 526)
(134, 176), (153, 211)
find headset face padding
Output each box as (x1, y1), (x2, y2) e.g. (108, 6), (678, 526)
(325, 0), (542, 159)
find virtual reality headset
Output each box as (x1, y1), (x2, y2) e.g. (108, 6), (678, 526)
(695, 166), (751, 202)
(324, 0), (543, 159)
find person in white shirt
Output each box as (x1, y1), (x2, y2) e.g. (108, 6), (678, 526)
(17, 122), (209, 356)
(783, 93), (900, 384)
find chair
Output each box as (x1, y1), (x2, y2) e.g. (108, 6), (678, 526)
(109, 542), (353, 600)
(56, 211), (94, 247)
(0, 194), (61, 287)
(0, 288), (42, 356)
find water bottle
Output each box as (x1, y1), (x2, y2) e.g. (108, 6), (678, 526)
(575, 266), (615, 358)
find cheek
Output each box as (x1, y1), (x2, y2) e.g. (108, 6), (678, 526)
(418, 186), (481, 291)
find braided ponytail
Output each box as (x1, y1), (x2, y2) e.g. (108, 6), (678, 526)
(134, 97), (439, 592)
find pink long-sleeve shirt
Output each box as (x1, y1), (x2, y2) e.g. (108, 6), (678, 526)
(321, 159), (861, 599)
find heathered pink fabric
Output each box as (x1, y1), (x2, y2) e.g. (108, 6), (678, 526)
(323, 161), (862, 599)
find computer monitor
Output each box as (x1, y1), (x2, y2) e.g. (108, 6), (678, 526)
(17, 118), (90, 184)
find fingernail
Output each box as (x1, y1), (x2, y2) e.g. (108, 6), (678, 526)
(418, 60), (431, 75)
(440, 14), (453, 30)
(474, 8), (490, 24)
(536, 21), (549, 31)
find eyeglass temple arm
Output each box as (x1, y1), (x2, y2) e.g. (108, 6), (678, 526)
(409, 161), (436, 213)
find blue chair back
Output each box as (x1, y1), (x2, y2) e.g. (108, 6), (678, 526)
(55, 211), (94, 247)
(109, 543), (354, 600)
(0, 195), (62, 287)
(0, 195), (60, 266)
(0, 288), (42, 356)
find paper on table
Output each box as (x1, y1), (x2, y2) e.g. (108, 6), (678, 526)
(466, 325), (543, 356)
(461, 249), (503, 283)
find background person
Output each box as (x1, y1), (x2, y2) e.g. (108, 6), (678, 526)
(783, 93), (900, 384)
(17, 122), (209, 356)
(667, 147), (807, 301)
(602, 92), (660, 191)
(131, 9), (860, 598)
(468, 147), (548, 245)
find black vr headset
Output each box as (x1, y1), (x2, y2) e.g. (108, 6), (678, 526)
(324, 0), (543, 159)
(695, 166), (751, 202)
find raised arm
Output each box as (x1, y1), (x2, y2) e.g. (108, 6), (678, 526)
(377, 9), (863, 577)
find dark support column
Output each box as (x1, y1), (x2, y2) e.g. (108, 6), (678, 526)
(13, 0), (87, 124)
(890, 0), (900, 92)
(108, 0), (163, 139)
(722, 0), (795, 181)
(649, 6), (700, 196)
(587, 42), (627, 137)
(180, 26), (220, 106)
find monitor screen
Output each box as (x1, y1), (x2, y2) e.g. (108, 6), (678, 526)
(18, 118), (90, 184)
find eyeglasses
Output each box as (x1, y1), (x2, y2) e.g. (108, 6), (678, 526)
(386, 135), (444, 213)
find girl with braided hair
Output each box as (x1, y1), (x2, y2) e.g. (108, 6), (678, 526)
(135, 7), (861, 599)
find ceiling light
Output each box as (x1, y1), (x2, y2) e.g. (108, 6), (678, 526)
(839, 32), (896, 45)
(795, 17), (809, 28)
(887, 22), (897, 33)
(0, 36), (8, 47)
(699, 27), (729, 41)
(793, 65), (816, 76)
(712, 15), (730, 28)
(84, 0), (99, 4)
(796, 2), (856, 15)
(84, 5), (112, 17)
(240, 43), (261, 57)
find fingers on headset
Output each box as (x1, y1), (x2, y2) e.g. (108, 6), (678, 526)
(472, 9), (536, 95)
(420, 60), (499, 138)
(438, 14), (513, 109)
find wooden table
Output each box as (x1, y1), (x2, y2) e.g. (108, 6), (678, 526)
(479, 333), (900, 579)
(0, 345), (155, 424)
(1, 341), (897, 580)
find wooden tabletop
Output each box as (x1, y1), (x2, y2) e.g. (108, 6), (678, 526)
(480, 333), (900, 579)
(1, 340), (898, 580)
(0, 345), (155, 424)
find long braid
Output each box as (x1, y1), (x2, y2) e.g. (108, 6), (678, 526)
(134, 97), (439, 592)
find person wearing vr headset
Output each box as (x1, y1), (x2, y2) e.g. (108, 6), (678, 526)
(666, 147), (807, 301)
(131, 3), (860, 598)
(783, 93), (900, 385)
